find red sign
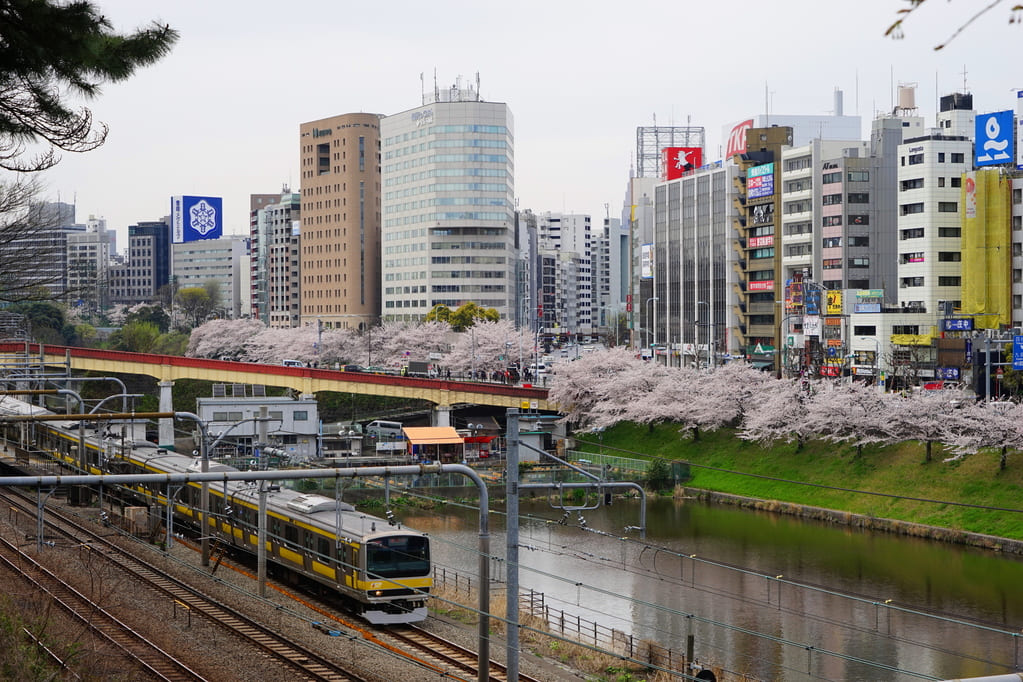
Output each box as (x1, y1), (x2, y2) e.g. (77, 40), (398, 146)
(661, 147), (703, 180)
(748, 280), (774, 291)
(748, 235), (773, 248)
(726, 119), (754, 158)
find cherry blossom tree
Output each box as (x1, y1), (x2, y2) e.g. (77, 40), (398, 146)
(739, 377), (821, 450)
(586, 358), (673, 430)
(691, 362), (777, 430)
(547, 347), (648, 427)
(367, 320), (452, 370)
(244, 324), (319, 364)
(942, 399), (1023, 470)
(186, 319), (263, 360)
(802, 381), (893, 456)
(443, 320), (530, 377)
(886, 387), (972, 462)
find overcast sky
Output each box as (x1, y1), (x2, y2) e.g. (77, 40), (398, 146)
(41, 0), (1021, 249)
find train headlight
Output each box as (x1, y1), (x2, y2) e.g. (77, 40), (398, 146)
(371, 590), (384, 597)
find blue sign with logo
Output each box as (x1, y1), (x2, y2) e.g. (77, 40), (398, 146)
(937, 367), (961, 380)
(1014, 335), (1023, 370)
(976, 110), (1014, 167)
(943, 318), (973, 332)
(171, 195), (224, 244)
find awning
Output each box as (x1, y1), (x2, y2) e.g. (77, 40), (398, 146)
(751, 360), (774, 369)
(402, 426), (464, 446)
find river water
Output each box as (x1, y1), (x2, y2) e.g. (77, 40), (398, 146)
(400, 496), (1023, 681)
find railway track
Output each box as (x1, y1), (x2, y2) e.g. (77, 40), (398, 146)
(374, 624), (544, 682)
(0, 533), (206, 681)
(0, 489), (366, 682)
(2, 488), (546, 681)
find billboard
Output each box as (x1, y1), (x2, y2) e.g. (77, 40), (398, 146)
(826, 290), (842, 315)
(640, 243), (654, 279)
(975, 110), (1014, 167)
(747, 162), (775, 199)
(171, 195), (224, 244)
(662, 147), (703, 180)
(725, 119), (754, 158)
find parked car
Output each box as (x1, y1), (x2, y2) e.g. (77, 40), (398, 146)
(341, 364), (365, 372)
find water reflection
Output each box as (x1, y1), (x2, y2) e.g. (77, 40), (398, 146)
(403, 496), (1023, 680)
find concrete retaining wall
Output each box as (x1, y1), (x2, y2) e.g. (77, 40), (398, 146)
(684, 487), (1023, 556)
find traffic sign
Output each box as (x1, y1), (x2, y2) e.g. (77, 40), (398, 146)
(1014, 336), (1023, 370)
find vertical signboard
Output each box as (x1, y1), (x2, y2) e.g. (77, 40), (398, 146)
(975, 110), (1014, 167)
(661, 147), (703, 180)
(1017, 91), (1023, 170)
(171, 195), (224, 244)
(964, 172), (977, 219)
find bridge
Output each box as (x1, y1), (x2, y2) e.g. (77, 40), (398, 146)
(0, 343), (554, 433)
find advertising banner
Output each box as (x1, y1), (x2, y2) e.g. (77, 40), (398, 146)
(826, 290), (842, 315)
(964, 172), (977, 219)
(662, 147), (703, 180)
(171, 195), (224, 243)
(975, 110), (1014, 167)
(640, 243), (654, 279)
(747, 163), (775, 199)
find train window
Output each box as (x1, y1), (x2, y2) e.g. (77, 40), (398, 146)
(317, 537), (330, 558)
(284, 525), (298, 547)
(303, 530), (313, 550)
(366, 536), (430, 578)
(271, 520), (281, 539)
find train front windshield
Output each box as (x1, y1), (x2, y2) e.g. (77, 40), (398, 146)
(366, 536), (430, 578)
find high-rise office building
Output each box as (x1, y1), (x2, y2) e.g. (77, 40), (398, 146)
(380, 77), (515, 320)
(250, 190), (300, 327)
(108, 218), (171, 306)
(66, 215), (114, 312)
(298, 113), (381, 331)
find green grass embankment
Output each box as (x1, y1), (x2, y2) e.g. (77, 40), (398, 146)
(574, 423), (1023, 541)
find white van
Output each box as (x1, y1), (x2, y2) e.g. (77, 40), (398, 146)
(281, 359), (304, 367)
(365, 420), (404, 440)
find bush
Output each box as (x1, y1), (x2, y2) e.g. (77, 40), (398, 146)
(645, 458), (673, 492)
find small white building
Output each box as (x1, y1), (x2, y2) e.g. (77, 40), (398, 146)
(196, 385), (319, 461)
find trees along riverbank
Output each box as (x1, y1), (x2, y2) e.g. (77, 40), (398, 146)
(573, 422), (1023, 543)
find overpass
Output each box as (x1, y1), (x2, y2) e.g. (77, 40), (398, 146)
(0, 343), (554, 436)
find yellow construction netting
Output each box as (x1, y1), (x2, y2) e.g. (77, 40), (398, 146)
(961, 169), (1011, 329)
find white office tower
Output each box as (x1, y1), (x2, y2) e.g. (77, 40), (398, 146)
(895, 92), (975, 313)
(536, 212), (593, 341)
(380, 76), (515, 320)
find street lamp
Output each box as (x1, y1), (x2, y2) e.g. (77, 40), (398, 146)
(646, 296), (659, 355)
(696, 301), (709, 369)
(859, 336), (882, 389)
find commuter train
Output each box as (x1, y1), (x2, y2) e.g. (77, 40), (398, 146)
(0, 395), (431, 624)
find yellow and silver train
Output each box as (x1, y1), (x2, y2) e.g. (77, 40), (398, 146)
(0, 395), (431, 624)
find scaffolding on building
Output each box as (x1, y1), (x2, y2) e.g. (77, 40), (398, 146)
(635, 125), (706, 178)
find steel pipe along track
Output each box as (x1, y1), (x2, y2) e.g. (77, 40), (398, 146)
(0, 489), (365, 682)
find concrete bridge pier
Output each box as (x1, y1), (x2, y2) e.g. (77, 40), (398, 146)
(158, 380), (175, 449)
(432, 404), (452, 427)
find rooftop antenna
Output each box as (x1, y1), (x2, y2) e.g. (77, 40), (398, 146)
(420, 71), (425, 105)
(433, 68), (438, 102)
(961, 64), (969, 92)
(476, 71), (480, 101)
